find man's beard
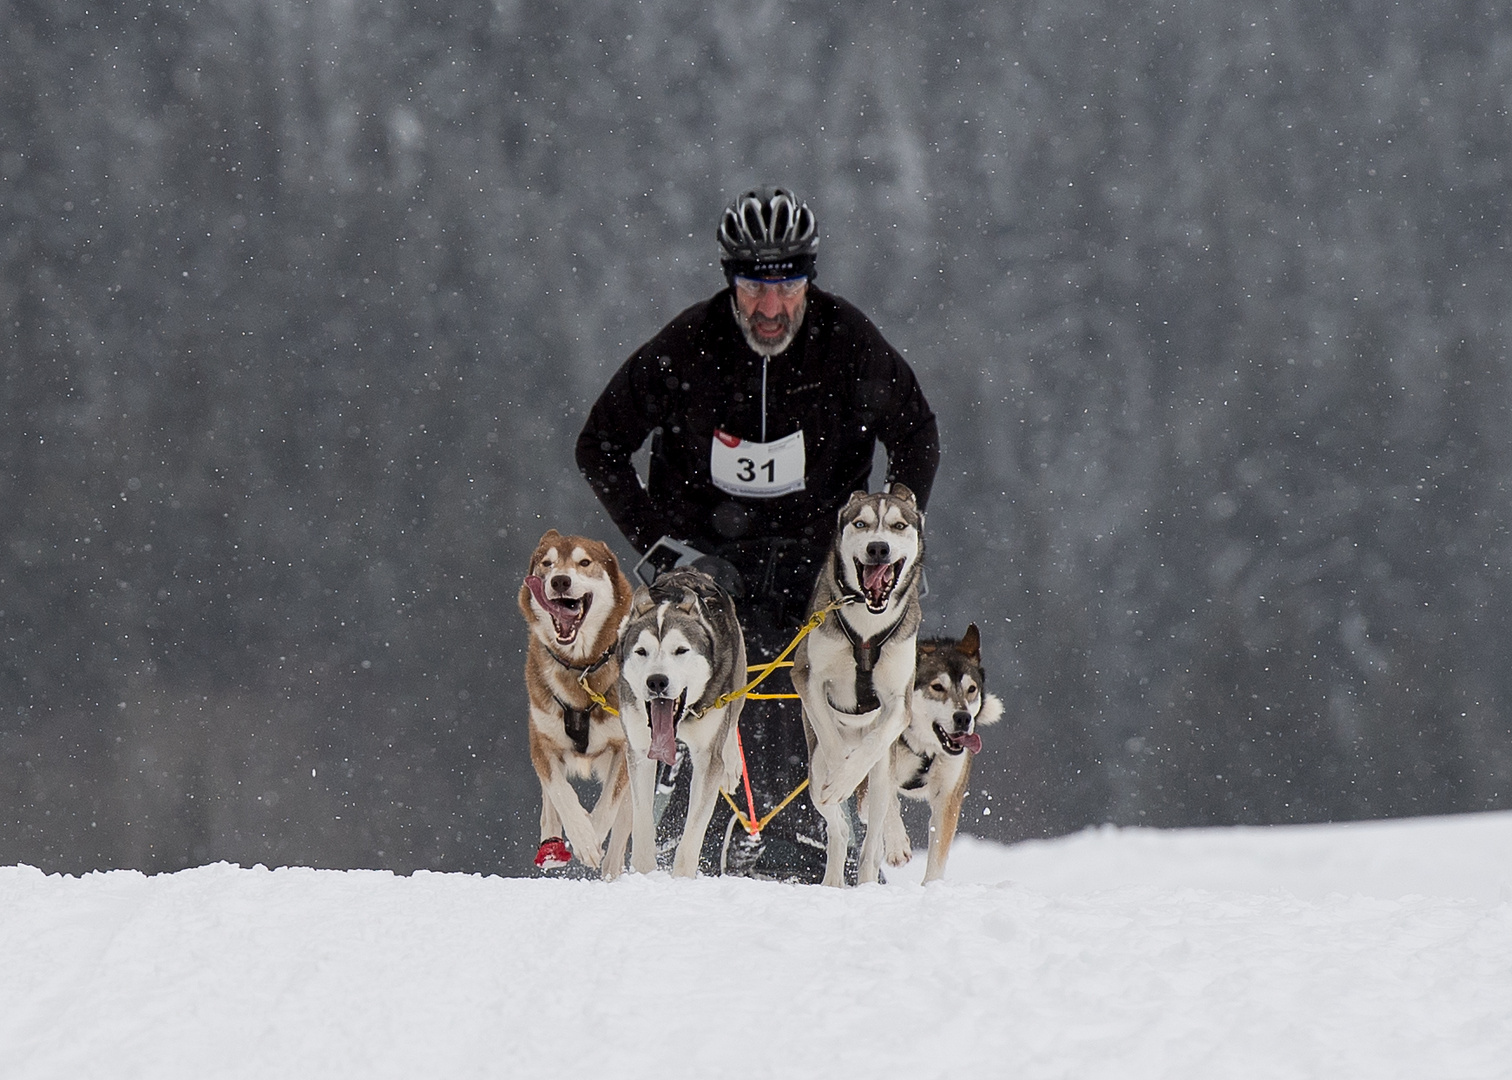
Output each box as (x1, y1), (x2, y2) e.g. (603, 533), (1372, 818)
(733, 297), (806, 357)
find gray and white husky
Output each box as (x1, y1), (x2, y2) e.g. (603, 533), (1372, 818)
(865, 624), (1004, 883)
(792, 486), (925, 886)
(616, 568), (746, 878)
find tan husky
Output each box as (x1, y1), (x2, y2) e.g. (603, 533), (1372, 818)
(867, 625), (1005, 882)
(518, 529), (633, 878)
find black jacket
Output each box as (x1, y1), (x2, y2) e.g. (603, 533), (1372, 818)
(576, 286), (939, 606)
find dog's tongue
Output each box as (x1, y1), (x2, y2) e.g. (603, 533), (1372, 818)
(524, 574), (582, 640)
(952, 731), (983, 755)
(863, 561), (893, 596)
(647, 698), (679, 766)
(524, 574), (550, 605)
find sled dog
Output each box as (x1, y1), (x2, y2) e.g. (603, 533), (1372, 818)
(792, 486), (924, 886)
(865, 624), (1004, 883)
(519, 529), (634, 878)
(617, 568), (746, 877)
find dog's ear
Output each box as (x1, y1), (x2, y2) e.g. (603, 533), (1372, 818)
(888, 483), (916, 506)
(840, 491), (869, 520)
(602, 547), (633, 613)
(682, 571), (723, 603)
(630, 585), (657, 616)
(959, 623), (981, 662)
(527, 529), (562, 571)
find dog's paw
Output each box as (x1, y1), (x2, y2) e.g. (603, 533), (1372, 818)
(534, 837), (573, 870)
(882, 813), (911, 866)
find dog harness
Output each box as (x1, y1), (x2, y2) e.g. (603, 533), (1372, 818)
(830, 606), (906, 714)
(550, 694), (594, 755)
(544, 646), (616, 755)
(897, 728), (937, 790)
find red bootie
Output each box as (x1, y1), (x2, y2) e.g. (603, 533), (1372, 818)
(534, 837), (572, 870)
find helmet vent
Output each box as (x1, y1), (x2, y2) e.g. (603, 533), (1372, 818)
(718, 187), (820, 270)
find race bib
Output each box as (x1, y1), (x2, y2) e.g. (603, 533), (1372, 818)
(710, 428), (806, 498)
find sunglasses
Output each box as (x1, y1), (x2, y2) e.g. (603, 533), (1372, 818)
(733, 275), (808, 300)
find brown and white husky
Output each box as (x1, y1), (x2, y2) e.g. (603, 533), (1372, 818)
(518, 529), (633, 878)
(868, 624), (1004, 883)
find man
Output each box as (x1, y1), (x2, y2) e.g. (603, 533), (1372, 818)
(576, 186), (939, 881)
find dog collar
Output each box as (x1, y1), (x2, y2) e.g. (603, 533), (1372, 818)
(545, 643), (615, 677)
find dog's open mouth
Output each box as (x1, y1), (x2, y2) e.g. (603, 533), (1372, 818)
(646, 690), (688, 767)
(855, 558), (904, 611)
(524, 575), (592, 644)
(934, 721), (982, 756)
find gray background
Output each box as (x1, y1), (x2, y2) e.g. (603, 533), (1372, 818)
(3, 0), (1509, 873)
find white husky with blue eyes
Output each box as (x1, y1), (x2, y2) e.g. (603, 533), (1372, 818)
(616, 568), (746, 878)
(792, 486), (924, 887)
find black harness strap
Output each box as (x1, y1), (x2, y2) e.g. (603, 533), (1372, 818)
(542, 642), (616, 755)
(898, 728), (935, 790)
(552, 694), (593, 755)
(833, 608), (905, 715)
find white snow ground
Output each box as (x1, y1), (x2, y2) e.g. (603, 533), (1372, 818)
(2, 813), (1510, 1079)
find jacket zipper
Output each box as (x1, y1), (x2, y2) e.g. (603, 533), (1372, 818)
(760, 355), (769, 443)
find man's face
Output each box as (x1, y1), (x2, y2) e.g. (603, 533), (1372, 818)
(732, 275), (808, 356)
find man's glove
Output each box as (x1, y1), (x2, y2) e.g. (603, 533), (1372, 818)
(633, 536), (704, 585)
(631, 536), (746, 598)
(689, 554), (745, 599)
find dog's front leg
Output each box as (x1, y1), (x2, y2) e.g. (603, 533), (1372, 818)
(924, 765), (970, 884)
(857, 755), (897, 884)
(880, 786), (912, 869)
(804, 744), (853, 887)
(603, 789), (633, 881)
(536, 776), (563, 845)
(817, 695), (912, 805)
(799, 686), (854, 804)
(625, 751), (660, 875)
(543, 759), (604, 870)
(672, 736), (723, 878)
(529, 724), (565, 844)
(593, 749), (630, 881)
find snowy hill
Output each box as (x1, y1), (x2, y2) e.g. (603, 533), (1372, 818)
(3, 813), (1510, 1079)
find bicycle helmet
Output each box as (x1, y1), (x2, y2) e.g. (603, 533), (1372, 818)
(717, 186), (819, 281)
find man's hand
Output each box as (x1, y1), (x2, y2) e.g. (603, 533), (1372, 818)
(689, 554), (744, 598)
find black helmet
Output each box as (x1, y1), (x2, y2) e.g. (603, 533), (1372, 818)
(717, 186), (819, 280)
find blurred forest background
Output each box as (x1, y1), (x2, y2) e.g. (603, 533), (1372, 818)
(4, 0), (1511, 874)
